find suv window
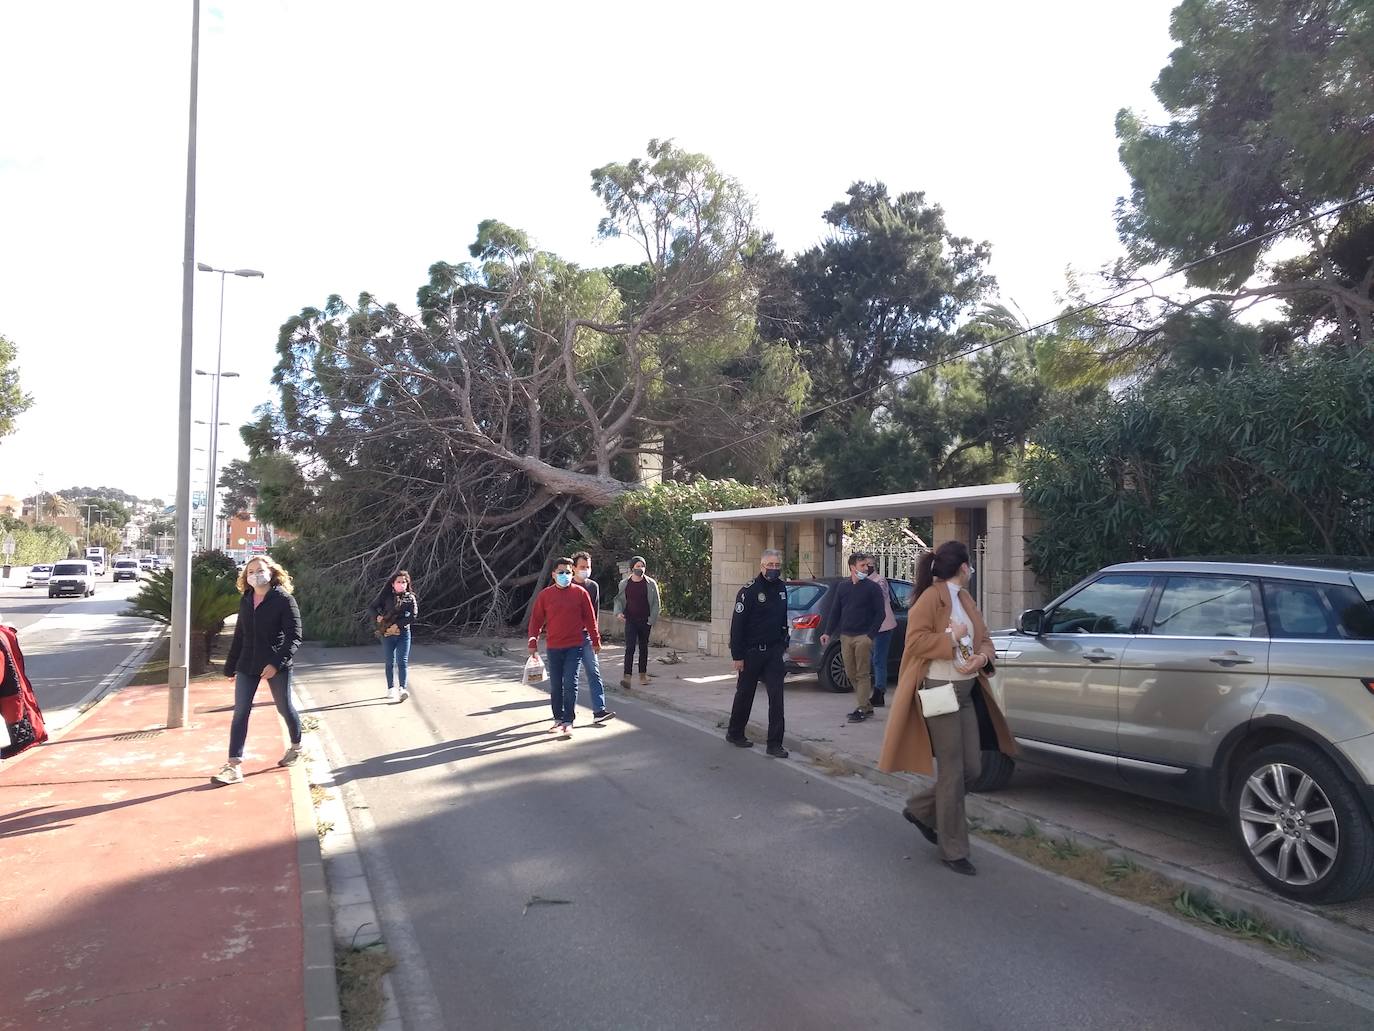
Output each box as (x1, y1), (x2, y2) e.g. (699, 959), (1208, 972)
(1151, 576), (1262, 638)
(1048, 574), (1153, 634)
(889, 580), (914, 611)
(787, 584), (826, 611)
(1262, 580), (1374, 640)
(52, 562), (89, 575)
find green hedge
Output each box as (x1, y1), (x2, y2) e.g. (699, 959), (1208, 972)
(575, 478), (784, 622)
(1022, 349), (1374, 590)
(0, 517), (73, 565)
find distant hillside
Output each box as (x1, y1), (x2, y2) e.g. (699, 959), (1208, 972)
(54, 486), (147, 505)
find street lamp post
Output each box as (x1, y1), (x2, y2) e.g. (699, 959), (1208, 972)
(196, 262), (262, 560)
(168, 0), (201, 730)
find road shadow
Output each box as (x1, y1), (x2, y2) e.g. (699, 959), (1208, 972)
(330, 719), (561, 785)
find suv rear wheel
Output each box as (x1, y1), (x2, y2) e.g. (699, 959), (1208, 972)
(1231, 742), (1374, 903)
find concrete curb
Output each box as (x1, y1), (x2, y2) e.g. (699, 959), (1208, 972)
(288, 745), (344, 1029)
(295, 680), (406, 1031)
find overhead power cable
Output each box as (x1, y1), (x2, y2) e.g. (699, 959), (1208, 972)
(693, 188), (1374, 464)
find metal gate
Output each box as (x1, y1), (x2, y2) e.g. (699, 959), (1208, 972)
(864, 543), (927, 584)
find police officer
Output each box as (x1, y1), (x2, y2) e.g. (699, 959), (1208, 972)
(725, 548), (790, 757)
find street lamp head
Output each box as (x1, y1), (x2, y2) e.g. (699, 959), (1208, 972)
(196, 262), (215, 272)
(194, 369), (209, 376)
(232, 269), (265, 278)
(220, 372), (241, 379)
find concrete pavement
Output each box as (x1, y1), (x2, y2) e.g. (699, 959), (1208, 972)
(293, 641), (1374, 1029)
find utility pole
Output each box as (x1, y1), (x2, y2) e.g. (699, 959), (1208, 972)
(168, 0), (200, 729)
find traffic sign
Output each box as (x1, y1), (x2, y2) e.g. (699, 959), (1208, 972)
(1, 533), (14, 556)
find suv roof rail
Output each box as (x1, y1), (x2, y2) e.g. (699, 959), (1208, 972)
(1174, 554), (1374, 572)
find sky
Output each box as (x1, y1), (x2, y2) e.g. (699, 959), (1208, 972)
(0, 0), (1179, 504)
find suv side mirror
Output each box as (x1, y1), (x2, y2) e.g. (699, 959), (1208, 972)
(1017, 608), (1046, 636)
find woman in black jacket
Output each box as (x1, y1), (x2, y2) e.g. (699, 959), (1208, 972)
(212, 555), (304, 786)
(369, 569), (418, 704)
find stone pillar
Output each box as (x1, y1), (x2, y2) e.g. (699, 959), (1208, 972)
(982, 499), (1014, 630)
(797, 518), (826, 580)
(931, 506), (971, 548)
(709, 520), (774, 657)
(1007, 499), (1046, 616)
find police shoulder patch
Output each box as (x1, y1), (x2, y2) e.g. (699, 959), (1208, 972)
(735, 601), (745, 613)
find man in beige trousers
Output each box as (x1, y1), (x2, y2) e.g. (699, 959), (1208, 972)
(820, 552), (887, 723)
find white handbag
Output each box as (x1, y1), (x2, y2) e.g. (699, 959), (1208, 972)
(918, 681), (959, 718)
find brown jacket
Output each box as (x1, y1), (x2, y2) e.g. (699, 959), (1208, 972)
(877, 581), (1018, 776)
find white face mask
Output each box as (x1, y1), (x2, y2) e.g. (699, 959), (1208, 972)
(575, 567), (591, 580)
(248, 569), (272, 588)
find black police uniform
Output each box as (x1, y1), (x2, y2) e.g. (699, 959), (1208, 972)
(726, 573), (789, 747)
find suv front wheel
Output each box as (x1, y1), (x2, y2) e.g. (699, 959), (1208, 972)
(1231, 742), (1374, 903)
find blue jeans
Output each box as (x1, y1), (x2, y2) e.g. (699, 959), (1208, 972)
(578, 631), (606, 712)
(872, 629), (894, 696)
(384, 628), (411, 691)
(228, 669), (301, 760)
(545, 645), (581, 724)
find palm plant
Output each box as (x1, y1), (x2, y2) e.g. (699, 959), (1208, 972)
(123, 566), (241, 674)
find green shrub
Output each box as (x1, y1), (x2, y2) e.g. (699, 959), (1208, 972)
(122, 566), (241, 674)
(293, 565), (372, 646)
(1023, 349), (1374, 590)
(0, 516), (72, 565)
(576, 478), (783, 622)
(194, 549), (239, 582)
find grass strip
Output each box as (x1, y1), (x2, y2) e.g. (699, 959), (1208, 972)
(335, 943), (396, 1031)
(976, 824), (1313, 958)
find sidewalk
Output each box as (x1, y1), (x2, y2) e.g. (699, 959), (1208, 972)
(0, 680), (338, 1030)
(448, 631), (1374, 966)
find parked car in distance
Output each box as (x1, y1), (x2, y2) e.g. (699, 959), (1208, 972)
(24, 564), (54, 589)
(48, 560), (97, 598)
(112, 558), (140, 582)
(988, 559), (1374, 903)
(785, 576), (915, 691)
(138, 556), (155, 571)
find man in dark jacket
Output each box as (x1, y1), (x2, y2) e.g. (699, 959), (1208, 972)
(821, 552), (886, 723)
(726, 548), (790, 757)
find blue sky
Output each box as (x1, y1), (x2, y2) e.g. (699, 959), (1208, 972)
(0, 0), (1177, 501)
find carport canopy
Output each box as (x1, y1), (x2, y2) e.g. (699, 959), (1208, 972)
(691, 481), (1041, 657)
(691, 482), (1021, 524)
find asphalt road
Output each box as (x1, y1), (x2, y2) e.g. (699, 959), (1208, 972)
(298, 644), (1374, 1031)
(1, 576), (155, 727)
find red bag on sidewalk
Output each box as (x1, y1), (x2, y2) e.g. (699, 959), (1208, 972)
(1, 623), (48, 759)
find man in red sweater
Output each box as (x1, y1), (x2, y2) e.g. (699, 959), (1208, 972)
(528, 556), (602, 737)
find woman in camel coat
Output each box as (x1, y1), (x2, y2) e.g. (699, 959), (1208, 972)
(878, 540), (1017, 875)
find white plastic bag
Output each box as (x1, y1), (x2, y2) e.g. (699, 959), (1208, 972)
(521, 652), (545, 686)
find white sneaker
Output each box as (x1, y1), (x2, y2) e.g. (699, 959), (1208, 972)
(211, 762), (244, 786)
(388, 688), (401, 704)
(560, 723), (573, 737)
(398, 688), (409, 703)
(547, 722), (562, 733)
(278, 745), (302, 767)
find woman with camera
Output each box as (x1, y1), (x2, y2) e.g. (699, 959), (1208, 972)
(370, 569), (419, 704)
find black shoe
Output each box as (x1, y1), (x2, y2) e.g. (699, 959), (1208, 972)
(872, 692), (885, 707)
(903, 809), (938, 846)
(593, 709), (617, 722)
(766, 744), (789, 758)
(846, 709), (868, 723)
(726, 735), (754, 748)
(942, 858), (977, 876)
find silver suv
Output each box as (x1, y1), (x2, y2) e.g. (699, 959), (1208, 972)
(987, 560), (1374, 903)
